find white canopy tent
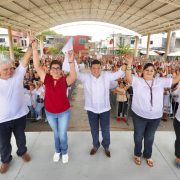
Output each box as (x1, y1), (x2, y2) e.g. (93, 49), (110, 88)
(140, 50), (159, 56)
(167, 51), (180, 56)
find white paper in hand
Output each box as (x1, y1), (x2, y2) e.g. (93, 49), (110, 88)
(62, 38), (79, 72)
(62, 37), (73, 54)
(62, 54), (79, 73)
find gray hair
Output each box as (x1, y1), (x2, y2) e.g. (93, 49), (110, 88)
(0, 54), (13, 69)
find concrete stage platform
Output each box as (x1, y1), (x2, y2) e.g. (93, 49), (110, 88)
(0, 132), (179, 180)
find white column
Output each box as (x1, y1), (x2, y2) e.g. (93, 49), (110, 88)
(8, 26), (14, 60)
(40, 35), (44, 58)
(165, 30), (171, 57)
(134, 36), (139, 57)
(146, 33), (151, 60)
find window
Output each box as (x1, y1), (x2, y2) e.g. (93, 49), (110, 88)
(131, 40), (135, 44)
(13, 39), (17, 43)
(21, 40), (24, 46)
(119, 37), (125, 45)
(0, 38), (5, 43)
(150, 40), (153, 45)
(24, 40), (27, 46)
(79, 38), (86, 44)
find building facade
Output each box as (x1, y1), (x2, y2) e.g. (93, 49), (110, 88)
(0, 28), (28, 48)
(65, 35), (90, 54)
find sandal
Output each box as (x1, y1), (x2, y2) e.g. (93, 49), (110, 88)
(134, 156), (141, 165)
(146, 158), (154, 167)
(175, 158), (180, 168)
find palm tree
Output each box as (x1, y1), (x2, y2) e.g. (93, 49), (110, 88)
(0, 45), (8, 52)
(116, 44), (132, 55)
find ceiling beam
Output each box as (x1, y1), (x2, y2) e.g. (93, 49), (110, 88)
(138, 19), (180, 34)
(28, 0), (56, 25)
(111, 0), (137, 24)
(155, 0), (180, 8)
(134, 7), (180, 32)
(0, 6), (48, 32)
(12, 1), (50, 28)
(105, 0), (127, 23)
(0, 0), (13, 6)
(120, 0), (153, 24)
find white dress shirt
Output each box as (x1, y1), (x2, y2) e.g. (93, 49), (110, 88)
(77, 68), (125, 113)
(132, 76), (172, 119)
(175, 83), (180, 122)
(0, 63), (29, 123)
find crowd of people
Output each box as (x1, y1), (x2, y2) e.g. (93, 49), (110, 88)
(0, 38), (180, 175)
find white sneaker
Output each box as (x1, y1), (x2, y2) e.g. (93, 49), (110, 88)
(36, 116), (41, 120)
(62, 154), (69, 164)
(53, 152), (60, 162)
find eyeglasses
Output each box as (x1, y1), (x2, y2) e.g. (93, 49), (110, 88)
(50, 67), (61, 71)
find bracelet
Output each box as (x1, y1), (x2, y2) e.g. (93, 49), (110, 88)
(126, 66), (132, 70)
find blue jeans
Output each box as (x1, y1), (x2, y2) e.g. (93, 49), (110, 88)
(28, 106), (36, 118)
(35, 102), (44, 117)
(45, 109), (71, 155)
(132, 111), (160, 159)
(87, 110), (110, 149)
(0, 116), (27, 163)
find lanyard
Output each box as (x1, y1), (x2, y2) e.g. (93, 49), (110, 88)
(144, 79), (154, 107)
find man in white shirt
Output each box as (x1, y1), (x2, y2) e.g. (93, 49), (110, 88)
(78, 60), (125, 157)
(0, 45), (32, 174)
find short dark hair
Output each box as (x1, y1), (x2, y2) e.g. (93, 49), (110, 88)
(49, 60), (62, 70)
(143, 63), (155, 71)
(90, 60), (101, 67)
(142, 63), (156, 77)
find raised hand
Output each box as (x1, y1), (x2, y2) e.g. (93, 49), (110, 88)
(31, 39), (38, 50)
(125, 54), (134, 65)
(121, 64), (127, 71)
(67, 50), (74, 63)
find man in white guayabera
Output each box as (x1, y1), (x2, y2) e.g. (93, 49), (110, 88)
(0, 42), (33, 174)
(77, 60), (126, 158)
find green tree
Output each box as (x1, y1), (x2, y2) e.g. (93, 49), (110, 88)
(0, 45), (8, 52)
(48, 46), (59, 55)
(116, 44), (132, 55)
(13, 45), (24, 59)
(0, 45), (24, 60)
(37, 29), (62, 41)
(37, 29), (65, 55)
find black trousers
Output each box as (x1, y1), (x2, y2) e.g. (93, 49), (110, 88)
(0, 116), (27, 163)
(118, 101), (128, 117)
(174, 118), (180, 159)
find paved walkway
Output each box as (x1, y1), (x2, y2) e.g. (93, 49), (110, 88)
(1, 132), (179, 180)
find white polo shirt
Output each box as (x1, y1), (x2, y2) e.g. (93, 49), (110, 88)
(132, 76), (172, 119)
(77, 69), (125, 113)
(0, 63), (29, 123)
(175, 83), (180, 122)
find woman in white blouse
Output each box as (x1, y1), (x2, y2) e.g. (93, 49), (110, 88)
(126, 56), (180, 167)
(174, 82), (180, 168)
